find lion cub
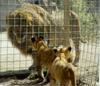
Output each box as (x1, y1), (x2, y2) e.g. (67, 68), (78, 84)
(50, 47), (76, 86)
(31, 36), (57, 82)
(31, 36), (76, 86)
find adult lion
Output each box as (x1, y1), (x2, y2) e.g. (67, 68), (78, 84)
(6, 3), (55, 56)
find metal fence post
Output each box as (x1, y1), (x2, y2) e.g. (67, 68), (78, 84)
(64, 0), (71, 46)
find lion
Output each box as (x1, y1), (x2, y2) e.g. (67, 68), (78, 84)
(6, 2), (83, 69)
(31, 36), (76, 85)
(50, 49), (76, 86)
(6, 3), (84, 58)
(6, 3), (55, 55)
(31, 36), (57, 82)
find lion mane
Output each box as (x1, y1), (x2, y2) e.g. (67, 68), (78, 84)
(6, 3), (55, 56)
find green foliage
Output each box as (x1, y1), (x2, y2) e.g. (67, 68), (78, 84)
(16, 0), (25, 4)
(71, 0), (98, 42)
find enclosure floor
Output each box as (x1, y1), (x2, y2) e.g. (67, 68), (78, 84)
(0, 78), (50, 86)
(0, 32), (99, 86)
(0, 32), (32, 72)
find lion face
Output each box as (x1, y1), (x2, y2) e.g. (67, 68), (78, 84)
(12, 28), (26, 44)
(12, 26), (34, 44)
(7, 26), (34, 55)
(31, 36), (48, 50)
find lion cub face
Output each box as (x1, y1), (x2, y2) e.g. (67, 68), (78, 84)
(31, 36), (48, 51)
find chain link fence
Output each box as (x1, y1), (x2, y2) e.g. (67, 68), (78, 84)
(0, 0), (99, 86)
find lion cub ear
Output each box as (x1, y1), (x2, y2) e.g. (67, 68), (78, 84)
(31, 36), (36, 43)
(67, 47), (72, 51)
(65, 46), (72, 53)
(53, 49), (58, 53)
(39, 36), (44, 40)
(37, 36), (44, 41)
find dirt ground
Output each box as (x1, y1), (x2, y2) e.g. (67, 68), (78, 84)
(0, 32), (99, 86)
(0, 78), (50, 86)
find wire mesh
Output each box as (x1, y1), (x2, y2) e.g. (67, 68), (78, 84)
(0, 0), (99, 86)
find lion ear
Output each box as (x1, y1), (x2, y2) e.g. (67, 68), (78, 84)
(67, 46), (72, 52)
(31, 36), (36, 43)
(65, 46), (72, 53)
(39, 36), (44, 40)
(53, 49), (58, 53)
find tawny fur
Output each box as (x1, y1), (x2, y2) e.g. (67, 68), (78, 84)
(50, 51), (76, 86)
(56, 47), (75, 63)
(31, 36), (58, 81)
(31, 36), (73, 69)
(6, 3), (55, 56)
(31, 36), (76, 86)
(31, 36), (57, 69)
(6, 3), (82, 60)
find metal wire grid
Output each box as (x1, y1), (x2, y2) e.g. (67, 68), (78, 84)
(0, 0), (99, 85)
(0, 0), (33, 72)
